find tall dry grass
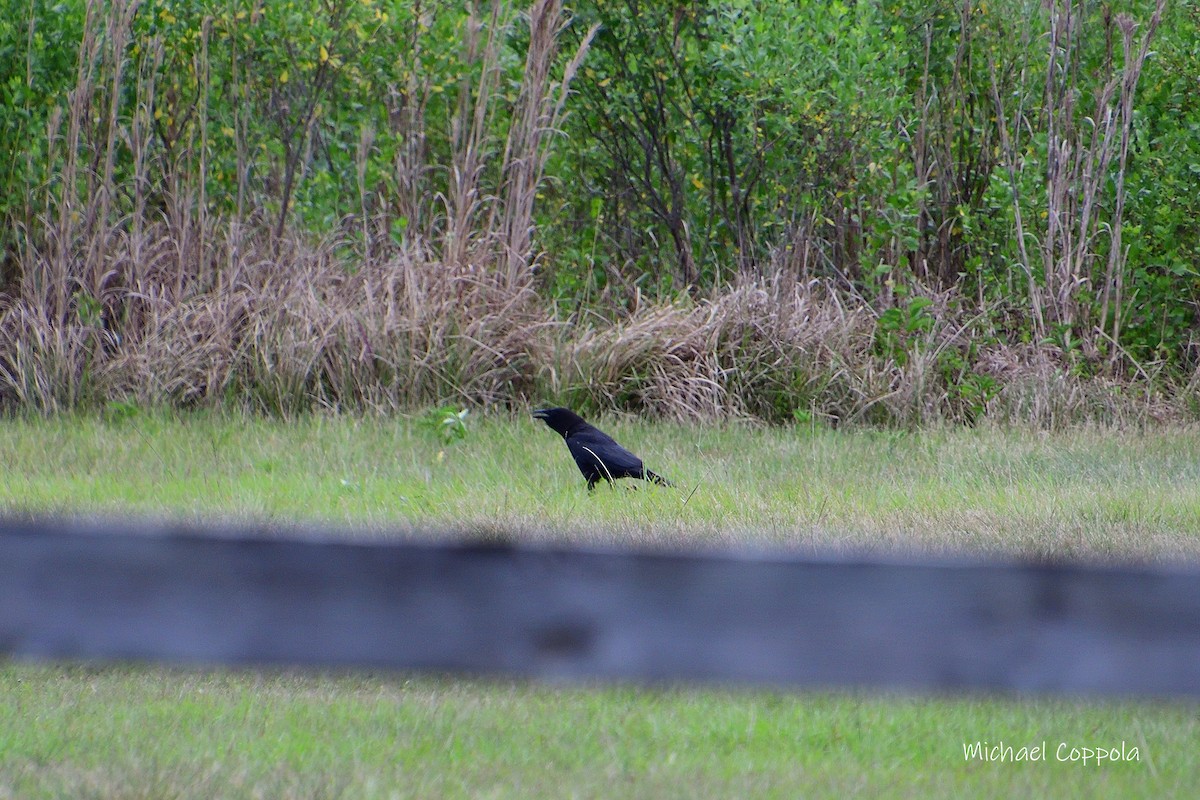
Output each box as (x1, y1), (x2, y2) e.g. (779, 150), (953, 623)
(990, 0), (1167, 355)
(1, 218), (554, 414)
(1, 210), (1187, 426)
(0, 0), (569, 415)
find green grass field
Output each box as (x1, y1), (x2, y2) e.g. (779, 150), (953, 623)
(2, 411), (1199, 798)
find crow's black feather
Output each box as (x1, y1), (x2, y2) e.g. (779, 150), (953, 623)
(532, 407), (673, 491)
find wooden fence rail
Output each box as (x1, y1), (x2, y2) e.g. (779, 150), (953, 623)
(2, 516), (1199, 695)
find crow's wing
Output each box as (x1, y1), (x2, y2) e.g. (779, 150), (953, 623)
(566, 427), (645, 478)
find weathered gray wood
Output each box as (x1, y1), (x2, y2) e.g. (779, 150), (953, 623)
(2, 516), (1200, 695)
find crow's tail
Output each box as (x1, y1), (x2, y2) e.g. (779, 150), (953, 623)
(644, 469), (674, 488)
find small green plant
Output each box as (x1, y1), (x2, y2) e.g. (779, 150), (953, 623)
(102, 400), (142, 423)
(953, 372), (1000, 423)
(875, 297), (934, 365)
(421, 406), (470, 445)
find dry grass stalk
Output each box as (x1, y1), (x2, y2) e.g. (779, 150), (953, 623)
(992, 0), (1166, 355)
(494, 0), (598, 284)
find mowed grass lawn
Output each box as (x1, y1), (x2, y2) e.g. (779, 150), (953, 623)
(2, 411), (1199, 798)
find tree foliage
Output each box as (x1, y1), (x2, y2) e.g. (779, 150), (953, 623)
(2, 0), (1198, 374)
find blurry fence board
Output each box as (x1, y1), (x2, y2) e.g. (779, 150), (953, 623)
(2, 516), (1200, 695)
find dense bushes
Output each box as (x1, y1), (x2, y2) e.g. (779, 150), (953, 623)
(1, 0), (1197, 422)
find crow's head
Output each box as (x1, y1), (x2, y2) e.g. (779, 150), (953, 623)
(532, 407), (588, 438)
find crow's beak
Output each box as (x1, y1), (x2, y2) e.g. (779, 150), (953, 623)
(531, 409), (549, 420)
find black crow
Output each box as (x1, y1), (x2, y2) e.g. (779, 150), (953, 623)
(532, 407), (673, 491)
